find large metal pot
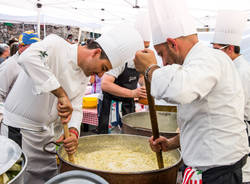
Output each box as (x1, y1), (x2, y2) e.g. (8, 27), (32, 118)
(9, 153), (28, 184)
(0, 135), (28, 184)
(45, 170), (109, 184)
(44, 134), (182, 184)
(122, 111), (178, 138)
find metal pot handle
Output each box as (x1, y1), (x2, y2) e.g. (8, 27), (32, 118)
(43, 141), (60, 155)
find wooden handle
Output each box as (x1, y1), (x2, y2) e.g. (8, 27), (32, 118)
(144, 78), (164, 169)
(63, 123), (75, 163)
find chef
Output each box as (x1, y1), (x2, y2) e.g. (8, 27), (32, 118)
(0, 31), (40, 128)
(133, 0), (249, 183)
(98, 15), (151, 134)
(212, 10), (250, 184)
(1, 25), (144, 183)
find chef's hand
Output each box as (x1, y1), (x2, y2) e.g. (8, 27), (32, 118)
(57, 96), (73, 124)
(132, 86), (147, 98)
(52, 87), (73, 124)
(56, 128), (78, 155)
(134, 49), (157, 74)
(149, 136), (170, 152)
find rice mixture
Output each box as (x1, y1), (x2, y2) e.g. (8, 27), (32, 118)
(69, 146), (177, 172)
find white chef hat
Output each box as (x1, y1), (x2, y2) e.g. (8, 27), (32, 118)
(213, 10), (247, 46)
(96, 24), (144, 69)
(148, 0), (197, 46)
(134, 11), (152, 42)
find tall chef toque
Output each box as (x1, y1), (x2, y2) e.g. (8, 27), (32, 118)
(212, 10), (247, 46)
(135, 11), (152, 42)
(96, 24), (144, 69)
(148, 0), (197, 45)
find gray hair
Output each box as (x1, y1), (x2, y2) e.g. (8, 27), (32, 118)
(0, 43), (9, 56)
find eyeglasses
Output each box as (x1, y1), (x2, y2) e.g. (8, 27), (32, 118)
(215, 45), (228, 50)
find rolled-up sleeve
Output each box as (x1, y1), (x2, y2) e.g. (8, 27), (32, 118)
(151, 57), (220, 105)
(17, 36), (60, 95)
(68, 93), (84, 133)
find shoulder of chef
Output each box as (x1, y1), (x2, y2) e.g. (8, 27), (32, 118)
(181, 42), (232, 67)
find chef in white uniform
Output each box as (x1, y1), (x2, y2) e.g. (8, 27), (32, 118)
(0, 31), (40, 128)
(133, 0), (249, 183)
(1, 25), (144, 183)
(212, 10), (250, 184)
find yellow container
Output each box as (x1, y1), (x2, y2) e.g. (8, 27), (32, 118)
(82, 97), (98, 108)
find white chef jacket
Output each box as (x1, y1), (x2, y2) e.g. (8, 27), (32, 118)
(234, 55), (250, 121)
(0, 53), (21, 114)
(151, 42), (249, 169)
(233, 55), (250, 182)
(3, 34), (89, 133)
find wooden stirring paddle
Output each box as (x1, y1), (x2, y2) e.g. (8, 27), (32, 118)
(63, 122), (75, 163)
(144, 78), (164, 169)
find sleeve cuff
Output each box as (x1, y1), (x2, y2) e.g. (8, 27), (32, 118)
(32, 75), (60, 95)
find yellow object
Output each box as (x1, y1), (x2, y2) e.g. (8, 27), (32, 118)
(82, 97), (98, 108)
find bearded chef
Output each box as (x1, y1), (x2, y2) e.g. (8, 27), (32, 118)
(133, 0), (249, 183)
(212, 10), (250, 184)
(1, 25), (144, 184)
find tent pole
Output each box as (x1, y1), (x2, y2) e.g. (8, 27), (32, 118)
(36, 1), (42, 38)
(44, 16), (46, 38)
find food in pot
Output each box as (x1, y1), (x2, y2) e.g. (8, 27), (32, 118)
(0, 158), (22, 184)
(63, 145), (177, 172)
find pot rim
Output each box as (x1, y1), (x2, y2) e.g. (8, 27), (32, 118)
(57, 134), (182, 175)
(121, 111), (178, 134)
(9, 152), (28, 184)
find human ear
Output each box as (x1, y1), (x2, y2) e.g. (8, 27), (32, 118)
(228, 45), (234, 53)
(92, 48), (102, 58)
(167, 38), (177, 49)
(167, 38), (177, 50)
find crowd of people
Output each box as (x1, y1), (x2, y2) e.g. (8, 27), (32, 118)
(0, 0), (250, 183)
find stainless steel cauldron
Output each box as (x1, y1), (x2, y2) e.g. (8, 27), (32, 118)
(122, 111), (178, 138)
(44, 134), (182, 184)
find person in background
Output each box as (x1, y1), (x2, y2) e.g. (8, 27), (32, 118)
(98, 42), (148, 134)
(74, 38), (79, 44)
(134, 0), (249, 183)
(98, 60), (147, 134)
(97, 12), (152, 134)
(0, 31), (40, 131)
(1, 25), (143, 183)
(212, 10), (250, 184)
(66, 34), (73, 44)
(90, 74), (103, 116)
(8, 37), (18, 47)
(10, 42), (19, 56)
(0, 43), (10, 64)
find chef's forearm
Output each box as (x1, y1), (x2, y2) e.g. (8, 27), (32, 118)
(168, 134), (180, 150)
(102, 81), (135, 98)
(51, 87), (67, 98)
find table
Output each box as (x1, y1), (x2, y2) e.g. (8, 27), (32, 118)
(82, 108), (98, 126)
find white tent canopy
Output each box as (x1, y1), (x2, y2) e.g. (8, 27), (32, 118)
(0, 0), (249, 31)
(0, 13), (101, 29)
